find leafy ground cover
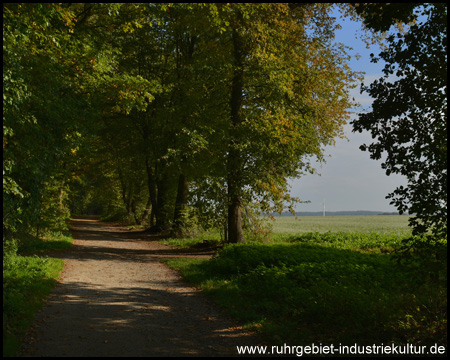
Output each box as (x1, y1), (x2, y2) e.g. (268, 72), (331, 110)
(163, 217), (447, 348)
(3, 232), (73, 357)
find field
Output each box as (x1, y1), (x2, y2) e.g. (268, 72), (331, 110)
(164, 215), (447, 348)
(270, 215), (411, 235)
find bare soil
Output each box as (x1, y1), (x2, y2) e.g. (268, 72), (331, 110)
(19, 217), (264, 357)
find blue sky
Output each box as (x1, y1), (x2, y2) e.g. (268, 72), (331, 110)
(288, 10), (408, 213)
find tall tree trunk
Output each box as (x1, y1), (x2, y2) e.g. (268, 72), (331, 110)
(227, 27), (245, 244)
(126, 183), (134, 219)
(155, 171), (169, 231)
(116, 160), (133, 218)
(173, 172), (189, 233)
(145, 156), (158, 227)
(139, 195), (152, 225)
(58, 175), (66, 211)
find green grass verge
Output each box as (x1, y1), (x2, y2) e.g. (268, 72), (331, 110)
(163, 231), (447, 348)
(160, 229), (222, 248)
(3, 232), (73, 357)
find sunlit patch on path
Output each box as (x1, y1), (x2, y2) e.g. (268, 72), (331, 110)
(20, 217), (263, 357)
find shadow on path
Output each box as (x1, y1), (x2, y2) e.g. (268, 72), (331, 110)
(20, 217), (263, 357)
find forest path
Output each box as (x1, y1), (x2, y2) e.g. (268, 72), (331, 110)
(20, 217), (263, 357)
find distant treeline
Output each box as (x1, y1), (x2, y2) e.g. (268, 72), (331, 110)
(275, 211), (406, 217)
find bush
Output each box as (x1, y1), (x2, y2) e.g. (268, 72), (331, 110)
(167, 234), (446, 346)
(393, 234), (447, 284)
(171, 206), (203, 238)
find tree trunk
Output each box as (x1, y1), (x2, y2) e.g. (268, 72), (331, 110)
(173, 172), (189, 232)
(155, 167), (170, 231)
(139, 195), (152, 225)
(227, 26), (245, 244)
(145, 156), (158, 227)
(228, 193), (244, 243)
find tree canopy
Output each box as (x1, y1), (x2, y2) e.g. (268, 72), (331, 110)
(352, 3), (447, 242)
(6, 3), (438, 248)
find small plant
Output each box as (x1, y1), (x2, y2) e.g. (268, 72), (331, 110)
(171, 206), (203, 238)
(242, 204), (273, 243)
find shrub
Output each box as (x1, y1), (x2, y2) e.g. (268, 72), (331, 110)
(167, 235), (446, 346)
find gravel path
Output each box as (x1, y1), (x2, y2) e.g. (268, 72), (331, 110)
(20, 217), (264, 357)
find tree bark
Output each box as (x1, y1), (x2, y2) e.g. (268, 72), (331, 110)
(139, 195), (152, 225)
(155, 166), (170, 231)
(173, 172), (189, 231)
(145, 156), (158, 227)
(227, 26), (245, 244)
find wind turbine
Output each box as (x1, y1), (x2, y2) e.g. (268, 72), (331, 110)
(322, 199), (326, 217)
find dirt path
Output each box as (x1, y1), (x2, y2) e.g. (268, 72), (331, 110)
(20, 217), (264, 357)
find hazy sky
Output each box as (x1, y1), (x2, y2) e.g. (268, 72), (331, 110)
(288, 11), (408, 213)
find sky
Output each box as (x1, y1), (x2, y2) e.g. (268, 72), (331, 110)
(288, 10), (408, 213)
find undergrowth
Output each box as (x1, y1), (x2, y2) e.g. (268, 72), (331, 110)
(164, 231), (447, 349)
(3, 232), (73, 357)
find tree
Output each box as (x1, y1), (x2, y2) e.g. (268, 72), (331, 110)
(3, 3), (127, 238)
(352, 4), (447, 242)
(108, 3), (203, 231)
(3, 3), (364, 246)
(3, 3), (95, 237)
(205, 4), (360, 242)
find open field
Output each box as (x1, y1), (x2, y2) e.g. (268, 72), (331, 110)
(270, 215), (411, 235)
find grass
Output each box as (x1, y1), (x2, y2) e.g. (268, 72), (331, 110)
(163, 215), (447, 349)
(3, 216), (445, 354)
(3, 232), (73, 357)
(17, 232), (74, 253)
(270, 215), (412, 235)
(160, 229), (222, 248)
